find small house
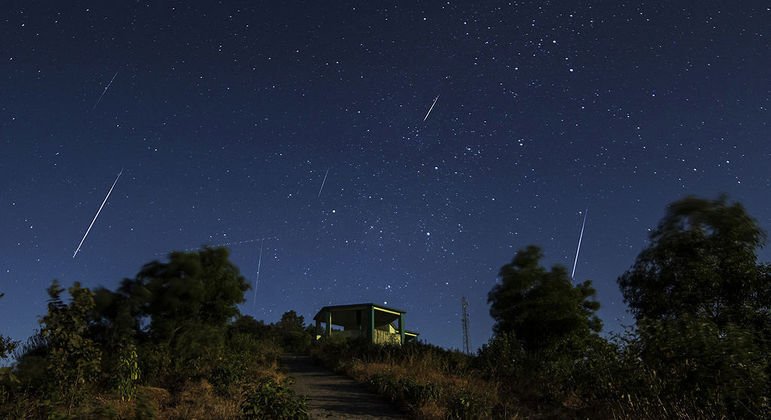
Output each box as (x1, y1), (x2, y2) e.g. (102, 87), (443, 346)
(313, 303), (419, 345)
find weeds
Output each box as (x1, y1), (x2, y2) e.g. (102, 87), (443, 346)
(241, 377), (308, 419)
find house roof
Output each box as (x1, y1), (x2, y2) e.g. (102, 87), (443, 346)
(313, 302), (407, 322)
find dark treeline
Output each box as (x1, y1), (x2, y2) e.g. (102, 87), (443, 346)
(1, 194), (769, 419)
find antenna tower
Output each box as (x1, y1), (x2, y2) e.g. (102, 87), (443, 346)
(461, 296), (471, 354)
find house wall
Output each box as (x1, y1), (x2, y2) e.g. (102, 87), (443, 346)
(373, 329), (402, 345)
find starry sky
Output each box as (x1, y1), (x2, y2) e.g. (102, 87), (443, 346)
(1, 1), (769, 351)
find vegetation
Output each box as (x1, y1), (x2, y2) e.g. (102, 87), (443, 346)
(0, 248), (308, 419)
(312, 195), (768, 419)
(618, 195), (770, 417)
(1, 194), (768, 418)
(488, 244), (602, 350)
(311, 336), (497, 418)
(0, 293), (17, 361)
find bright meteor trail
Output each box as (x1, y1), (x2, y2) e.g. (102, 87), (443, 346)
(72, 169), (123, 258)
(423, 95), (440, 122)
(571, 208), (588, 280)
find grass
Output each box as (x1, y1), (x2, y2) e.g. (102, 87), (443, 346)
(311, 338), (514, 419)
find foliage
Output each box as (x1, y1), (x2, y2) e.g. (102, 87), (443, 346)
(229, 314), (272, 339)
(0, 293), (19, 360)
(92, 247), (251, 387)
(0, 248), (316, 418)
(312, 337), (498, 418)
(618, 195), (771, 417)
(132, 388), (157, 419)
(136, 247), (249, 335)
(273, 310), (313, 353)
(240, 377), (308, 419)
(619, 195), (769, 330)
(474, 331), (523, 381)
(40, 281), (103, 412)
(0, 293), (20, 410)
(488, 245), (602, 351)
(628, 316), (768, 417)
(209, 332), (281, 394)
(116, 342), (141, 401)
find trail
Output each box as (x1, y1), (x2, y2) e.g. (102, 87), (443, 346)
(281, 355), (406, 419)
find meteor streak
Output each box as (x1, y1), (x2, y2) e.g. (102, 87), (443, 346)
(317, 169), (329, 198)
(92, 71), (118, 110)
(253, 239), (264, 308)
(571, 208), (588, 280)
(73, 169), (123, 258)
(423, 95), (440, 122)
(152, 235), (277, 256)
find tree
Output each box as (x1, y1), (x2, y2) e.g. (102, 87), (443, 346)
(276, 310), (306, 332)
(136, 247), (250, 338)
(39, 281), (102, 412)
(274, 311), (311, 353)
(619, 195), (769, 331)
(229, 315), (271, 339)
(488, 245), (602, 351)
(618, 195), (770, 416)
(131, 247), (250, 382)
(0, 293), (18, 360)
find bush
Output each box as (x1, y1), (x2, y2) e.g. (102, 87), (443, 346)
(209, 334), (281, 393)
(40, 281), (102, 413)
(240, 377), (308, 419)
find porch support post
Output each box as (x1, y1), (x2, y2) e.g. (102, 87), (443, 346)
(370, 306), (375, 343)
(399, 313), (405, 345)
(326, 311), (332, 337)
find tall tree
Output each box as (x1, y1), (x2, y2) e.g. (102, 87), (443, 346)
(274, 310), (311, 353)
(488, 245), (601, 351)
(619, 195), (769, 332)
(93, 247), (251, 383)
(618, 195), (770, 416)
(134, 247), (250, 340)
(39, 281), (102, 411)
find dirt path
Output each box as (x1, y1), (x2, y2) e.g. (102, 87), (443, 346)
(281, 355), (407, 419)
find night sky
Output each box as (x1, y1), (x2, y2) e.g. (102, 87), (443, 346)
(1, 1), (769, 351)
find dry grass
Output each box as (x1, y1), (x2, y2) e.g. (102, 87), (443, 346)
(83, 368), (293, 419)
(342, 358), (506, 418)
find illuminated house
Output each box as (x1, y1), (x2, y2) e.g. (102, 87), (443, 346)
(313, 303), (419, 345)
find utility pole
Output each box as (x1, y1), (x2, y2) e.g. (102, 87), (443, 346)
(461, 296), (471, 355)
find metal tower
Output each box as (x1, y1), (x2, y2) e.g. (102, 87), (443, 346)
(461, 296), (471, 354)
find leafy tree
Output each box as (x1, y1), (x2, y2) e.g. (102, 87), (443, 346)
(0, 293), (18, 360)
(488, 245), (602, 351)
(40, 281), (102, 412)
(92, 277), (150, 345)
(128, 247), (249, 383)
(276, 310), (306, 332)
(619, 195), (769, 331)
(618, 195), (770, 417)
(274, 310), (311, 353)
(229, 315), (271, 339)
(136, 247), (249, 338)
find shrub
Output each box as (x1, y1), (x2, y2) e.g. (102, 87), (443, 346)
(240, 377), (308, 419)
(116, 342), (141, 401)
(446, 388), (492, 419)
(40, 281), (102, 413)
